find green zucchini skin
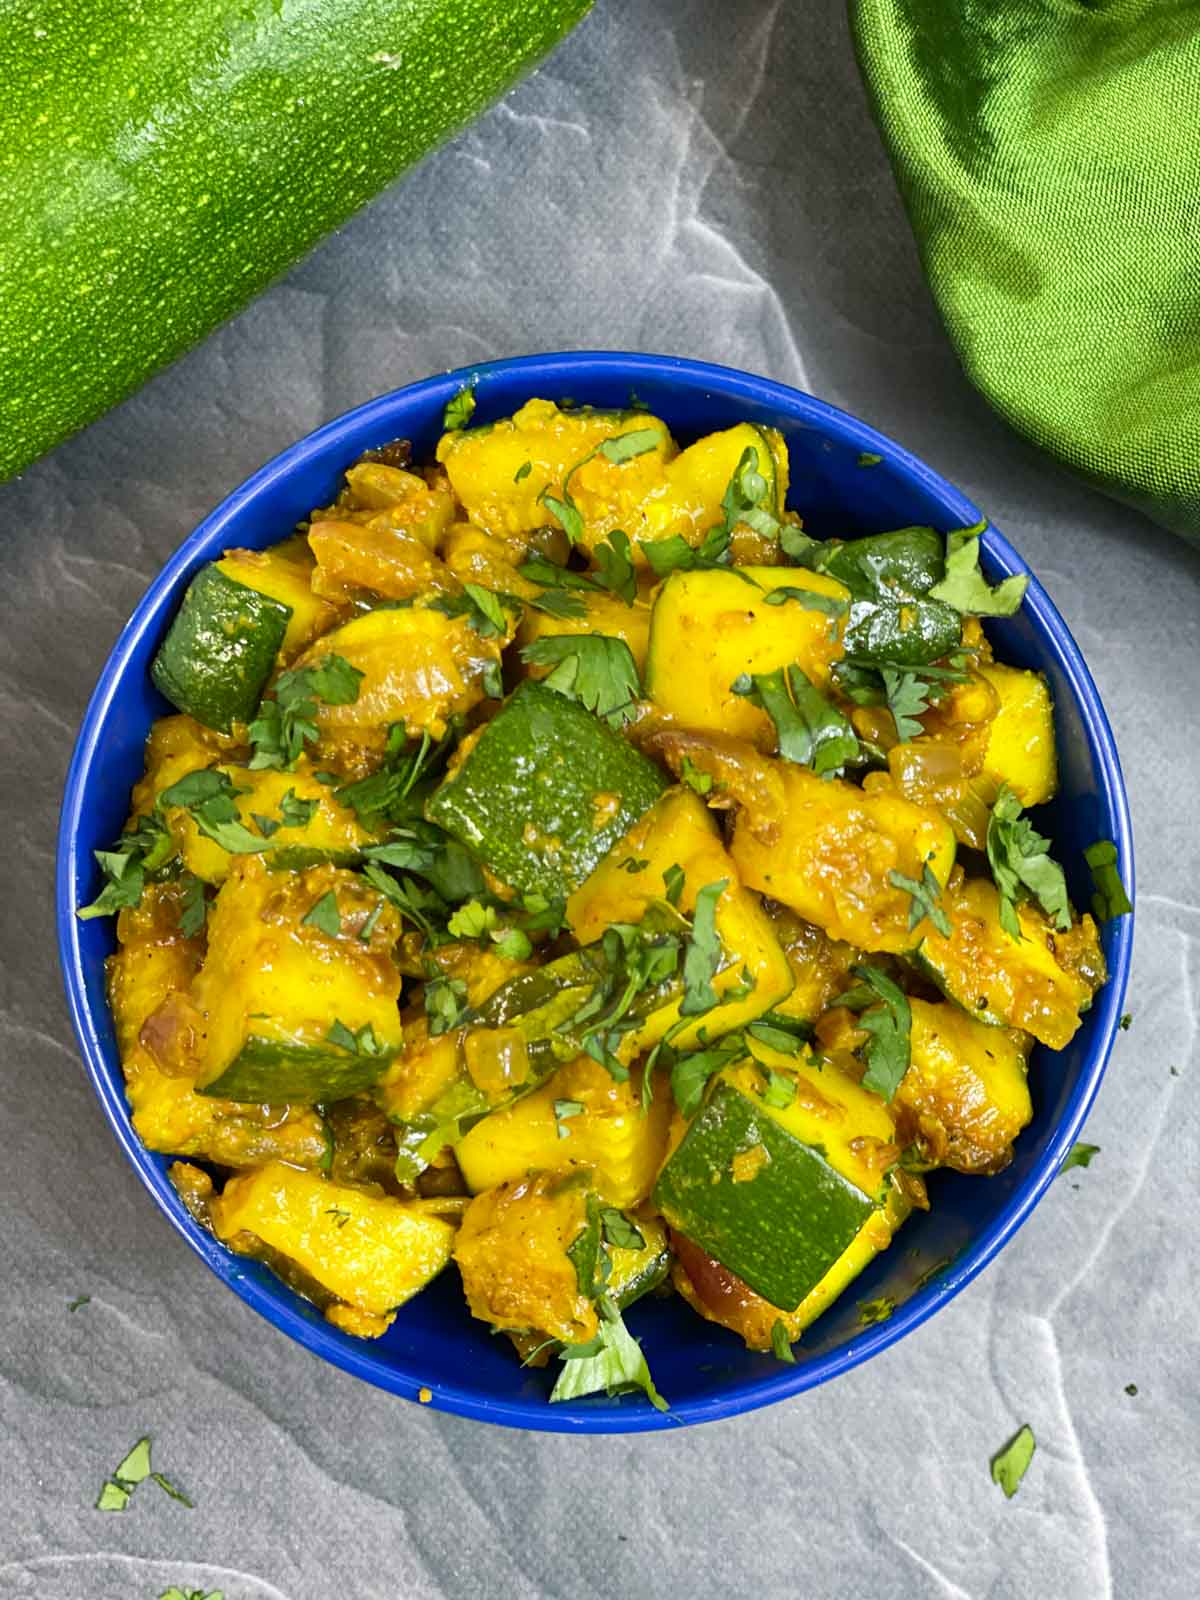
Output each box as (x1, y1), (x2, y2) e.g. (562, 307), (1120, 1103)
(151, 564), (290, 732)
(0, 0), (592, 478)
(653, 1080), (876, 1311)
(199, 1035), (394, 1103)
(819, 526), (961, 668)
(426, 681), (668, 901)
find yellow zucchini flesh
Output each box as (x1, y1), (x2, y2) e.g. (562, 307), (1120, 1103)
(565, 786), (795, 1049)
(912, 876), (1103, 1050)
(192, 858), (404, 1102)
(517, 588), (653, 675)
(895, 999), (1032, 1174)
(436, 398), (674, 545)
(161, 758), (369, 885)
(290, 603), (503, 772)
(976, 662), (1058, 806)
(455, 1060), (672, 1207)
(728, 759), (957, 953)
(644, 566), (850, 745)
(212, 1164), (456, 1322)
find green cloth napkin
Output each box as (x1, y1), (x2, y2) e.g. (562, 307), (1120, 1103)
(851, 0), (1200, 542)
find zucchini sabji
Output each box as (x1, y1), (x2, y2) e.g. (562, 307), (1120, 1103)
(427, 680), (668, 901)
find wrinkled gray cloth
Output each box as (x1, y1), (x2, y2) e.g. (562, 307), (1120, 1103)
(1, 2), (1197, 1596)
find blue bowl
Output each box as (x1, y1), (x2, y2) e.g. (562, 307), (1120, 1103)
(57, 352), (1133, 1432)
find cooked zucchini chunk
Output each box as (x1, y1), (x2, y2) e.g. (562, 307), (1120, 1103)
(212, 1163), (456, 1335)
(636, 423), (787, 560)
(218, 536), (339, 659)
(912, 875), (1103, 1049)
(818, 525), (962, 667)
(894, 1000), (1032, 1174)
(455, 1059), (673, 1207)
(110, 883), (330, 1168)
(719, 753), (956, 953)
(654, 1052), (903, 1315)
(518, 588), (653, 675)
(976, 663), (1057, 806)
(151, 562), (292, 733)
(192, 859), (404, 1102)
(291, 603), (502, 771)
(427, 680), (668, 901)
(453, 1171), (603, 1345)
(161, 758), (369, 884)
(437, 398), (674, 545)
(565, 786), (794, 1048)
(644, 567), (850, 745)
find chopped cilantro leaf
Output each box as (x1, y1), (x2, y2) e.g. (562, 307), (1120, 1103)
(302, 890), (341, 937)
(76, 813), (176, 921)
(1061, 1141), (1099, 1173)
(679, 878), (727, 1017)
(852, 964), (912, 1101)
(761, 1067), (797, 1109)
(987, 784), (1072, 937)
(514, 460), (532, 482)
(67, 1294), (90, 1312)
(248, 654), (363, 770)
(858, 451), (883, 467)
(326, 1019), (385, 1056)
(156, 769), (269, 856)
(554, 1098), (585, 1139)
(424, 973), (469, 1036)
(551, 1301), (667, 1411)
(929, 526), (1028, 617)
(599, 1208), (645, 1252)
(597, 428), (663, 464)
(1119, 1012), (1132, 1031)
(521, 633), (641, 727)
(592, 529), (637, 604)
(526, 587), (588, 620)
(494, 926), (533, 961)
(447, 899), (498, 940)
(663, 863), (685, 907)
(566, 1194), (607, 1299)
(888, 862), (952, 937)
(428, 584), (513, 639)
(1085, 838), (1132, 920)
(990, 1423), (1035, 1498)
(250, 812), (280, 838)
(540, 487), (584, 545)
(762, 587), (848, 631)
(177, 872), (208, 939)
(442, 383), (476, 431)
(732, 664), (859, 777)
(278, 789), (318, 830)
(746, 1014), (810, 1054)
(670, 1036), (745, 1117)
(680, 754), (713, 795)
(770, 1319), (796, 1363)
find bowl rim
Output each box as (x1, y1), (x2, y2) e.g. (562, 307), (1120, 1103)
(56, 350), (1134, 1433)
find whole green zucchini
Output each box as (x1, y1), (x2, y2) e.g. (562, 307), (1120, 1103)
(0, 0), (592, 478)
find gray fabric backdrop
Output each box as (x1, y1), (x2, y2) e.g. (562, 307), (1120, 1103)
(2, 2), (1197, 1595)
